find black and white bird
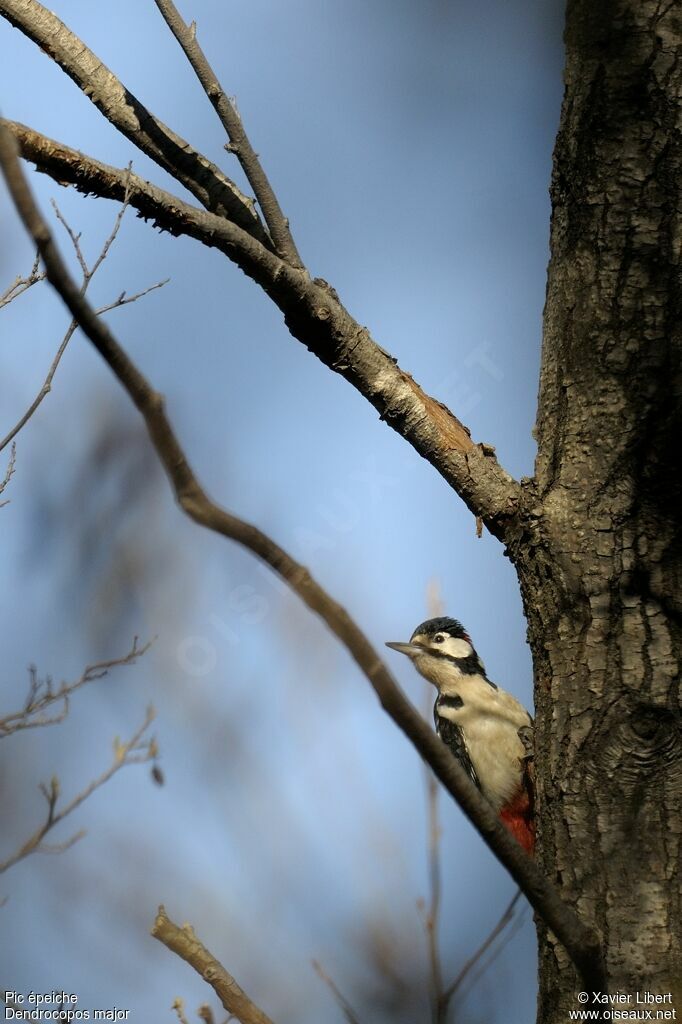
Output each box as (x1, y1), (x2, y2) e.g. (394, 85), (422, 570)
(386, 616), (535, 853)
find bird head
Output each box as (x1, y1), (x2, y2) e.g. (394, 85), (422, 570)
(386, 616), (486, 690)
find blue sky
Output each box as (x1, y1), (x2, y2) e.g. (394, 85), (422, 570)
(1, 2), (564, 1021)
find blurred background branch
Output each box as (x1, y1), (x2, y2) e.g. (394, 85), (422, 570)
(0, 638), (149, 738)
(312, 959), (363, 1024)
(0, 704), (157, 876)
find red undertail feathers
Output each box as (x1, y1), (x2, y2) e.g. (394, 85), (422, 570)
(499, 783), (535, 855)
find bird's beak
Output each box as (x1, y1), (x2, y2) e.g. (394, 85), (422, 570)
(385, 640), (424, 658)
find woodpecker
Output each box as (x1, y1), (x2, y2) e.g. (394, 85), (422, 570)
(386, 617), (535, 854)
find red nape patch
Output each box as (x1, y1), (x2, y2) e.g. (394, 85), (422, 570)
(500, 788), (535, 855)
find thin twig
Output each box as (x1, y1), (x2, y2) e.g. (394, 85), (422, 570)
(422, 582), (445, 1024)
(52, 198), (89, 277)
(152, 907), (275, 1024)
(54, 164), (134, 282)
(31, 832), (86, 855)
(0, 323), (74, 453)
(422, 774), (444, 1024)
(452, 900), (526, 1004)
(0, 638), (150, 738)
(95, 278), (169, 316)
(0, 185), (166, 454)
(0, 707), (156, 875)
(0, 125), (608, 997)
(153, 0), (301, 267)
(311, 960), (363, 1024)
(0, 251), (44, 308)
(0, 443), (16, 505)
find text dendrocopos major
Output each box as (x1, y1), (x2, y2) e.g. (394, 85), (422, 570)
(386, 617), (535, 854)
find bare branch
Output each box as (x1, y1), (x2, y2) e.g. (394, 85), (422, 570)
(153, 0), (301, 267)
(0, 707), (156, 875)
(0, 324), (74, 455)
(421, 760), (444, 1023)
(0, 638), (150, 738)
(0, 123), (607, 995)
(54, 167), (135, 283)
(32, 831), (86, 856)
(3, 118), (519, 534)
(311, 960), (363, 1024)
(0, 443), (16, 505)
(0, 0), (271, 247)
(152, 907), (275, 1024)
(450, 895), (526, 1003)
(0, 251), (44, 308)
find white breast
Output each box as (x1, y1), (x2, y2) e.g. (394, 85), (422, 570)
(436, 674), (530, 811)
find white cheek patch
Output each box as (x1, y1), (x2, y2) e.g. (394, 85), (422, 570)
(442, 637), (474, 659)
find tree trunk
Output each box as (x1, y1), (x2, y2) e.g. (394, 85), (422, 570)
(511, 1), (681, 1019)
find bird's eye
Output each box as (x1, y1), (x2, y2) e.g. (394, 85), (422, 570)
(433, 634), (446, 644)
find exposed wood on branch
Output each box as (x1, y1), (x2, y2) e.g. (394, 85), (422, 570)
(0, 706), (156, 875)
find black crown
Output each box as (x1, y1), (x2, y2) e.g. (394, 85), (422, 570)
(411, 617), (471, 643)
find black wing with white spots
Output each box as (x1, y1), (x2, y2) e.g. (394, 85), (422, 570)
(434, 696), (480, 790)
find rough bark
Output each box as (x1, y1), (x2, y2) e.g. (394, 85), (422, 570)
(511, 1), (682, 1019)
